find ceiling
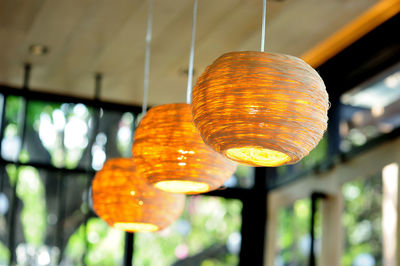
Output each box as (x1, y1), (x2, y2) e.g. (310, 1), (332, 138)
(0, 0), (378, 106)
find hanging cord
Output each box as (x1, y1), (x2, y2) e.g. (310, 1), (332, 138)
(186, 0), (198, 104)
(260, 0), (267, 52)
(142, 0), (154, 115)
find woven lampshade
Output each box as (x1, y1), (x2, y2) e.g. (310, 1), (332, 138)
(191, 51), (329, 167)
(132, 103), (236, 194)
(92, 158), (185, 232)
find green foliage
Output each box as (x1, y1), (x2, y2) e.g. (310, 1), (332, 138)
(85, 218), (124, 266)
(233, 165), (254, 188)
(5, 96), (22, 124)
(300, 135), (328, 168)
(64, 218), (124, 266)
(234, 165), (252, 179)
(276, 198), (321, 265)
(4, 96), (59, 129)
(116, 112), (135, 157)
(276, 136), (328, 177)
(0, 240), (10, 264)
(342, 176), (382, 266)
(134, 196), (242, 266)
(15, 166), (47, 246)
(19, 149), (29, 163)
(65, 223), (86, 265)
(4, 123), (18, 139)
(6, 164), (18, 187)
(27, 101), (60, 126)
(6, 165), (47, 247)
(200, 254), (238, 266)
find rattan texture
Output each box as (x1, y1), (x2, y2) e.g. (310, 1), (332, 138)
(132, 103), (237, 194)
(92, 158), (185, 232)
(191, 51), (329, 166)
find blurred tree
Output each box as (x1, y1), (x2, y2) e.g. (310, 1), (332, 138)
(342, 175), (382, 266)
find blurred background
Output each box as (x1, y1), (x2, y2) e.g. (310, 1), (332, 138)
(0, 0), (399, 265)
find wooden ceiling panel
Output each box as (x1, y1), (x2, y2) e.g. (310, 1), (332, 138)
(0, 0), (381, 106)
(238, 0), (378, 57)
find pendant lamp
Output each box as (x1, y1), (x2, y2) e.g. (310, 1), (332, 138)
(132, 103), (236, 194)
(91, 0), (185, 233)
(132, 0), (236, 194)
(190, 1), (329, 167)
(92, 158), (185, 232)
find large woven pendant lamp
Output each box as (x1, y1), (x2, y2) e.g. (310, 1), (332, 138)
(191, 0), (329, 167)
(132, 0), (236, 194)
(92, 158), (185, 232)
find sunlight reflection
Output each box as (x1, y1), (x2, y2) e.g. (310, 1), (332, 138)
(64, 117), (88, 150)
(382, 163), (399, 265)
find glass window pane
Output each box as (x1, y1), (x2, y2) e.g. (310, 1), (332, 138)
(0, 165), (12, 264)
(134, 196), (242, 266)
(7, 165), (59, 265)
(340, 63), (400, 152)
(276, 135), (328, 180)
(85, 218), (124, 266)
(93, 110), (135, 171)
(61, 173), (90, 265)
(275, 198), (322, 266)
(2, 96), (24, 162)
(224, 165), (254, 189)
(341, 175), (382, 266)
(28, 101), (94, 169)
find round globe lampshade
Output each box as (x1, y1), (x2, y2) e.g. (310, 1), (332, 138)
(132, 103), (237, 194)
(92, 158), (185, 232)
(191, 51), (329, 167)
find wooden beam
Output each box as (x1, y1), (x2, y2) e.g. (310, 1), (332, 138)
(320, 192), (343, 266)
(270, 137), (400, 207)
(264, 195), (278, 266)
(382, 163), (399, 266)
(301, 0), (400, 68)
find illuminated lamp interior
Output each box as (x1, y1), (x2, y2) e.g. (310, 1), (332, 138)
(225, 147), (291, 167)
(113, 222), (159, 232)
(154, 180), (210, 194)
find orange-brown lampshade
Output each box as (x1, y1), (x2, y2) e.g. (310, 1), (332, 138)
(191, 51), (329, 167)
(92, 158), (185, 232)
(132, 103), (237, 194)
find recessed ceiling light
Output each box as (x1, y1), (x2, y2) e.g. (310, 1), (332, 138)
(179, 67), (196, 76)
(29, 44), (49, 56)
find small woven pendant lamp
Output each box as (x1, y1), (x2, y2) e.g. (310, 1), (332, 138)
(92, 158), (185, 232)
(132, 0), (236, 194)
(92, 0), (184, 233)
(191, 1), (329, 167)
(132, 103), (236, 194)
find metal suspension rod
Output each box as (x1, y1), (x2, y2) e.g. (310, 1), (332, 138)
(142, 0), (154, 115)
(8, 63), (31, 265)
(83, 73), (103, 264)
(261, 0), (267, 52)
(186, 0), (198, 104)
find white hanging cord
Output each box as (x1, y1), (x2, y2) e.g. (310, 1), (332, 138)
(142, 0), (153, 115)
(186, 0), (198, 104)
(260, 0), (266, 52)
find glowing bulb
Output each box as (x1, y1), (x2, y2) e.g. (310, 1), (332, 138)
(114, 222), (158, 232)
(225, 147), (291, 167)
(155, 180), (210, 194)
